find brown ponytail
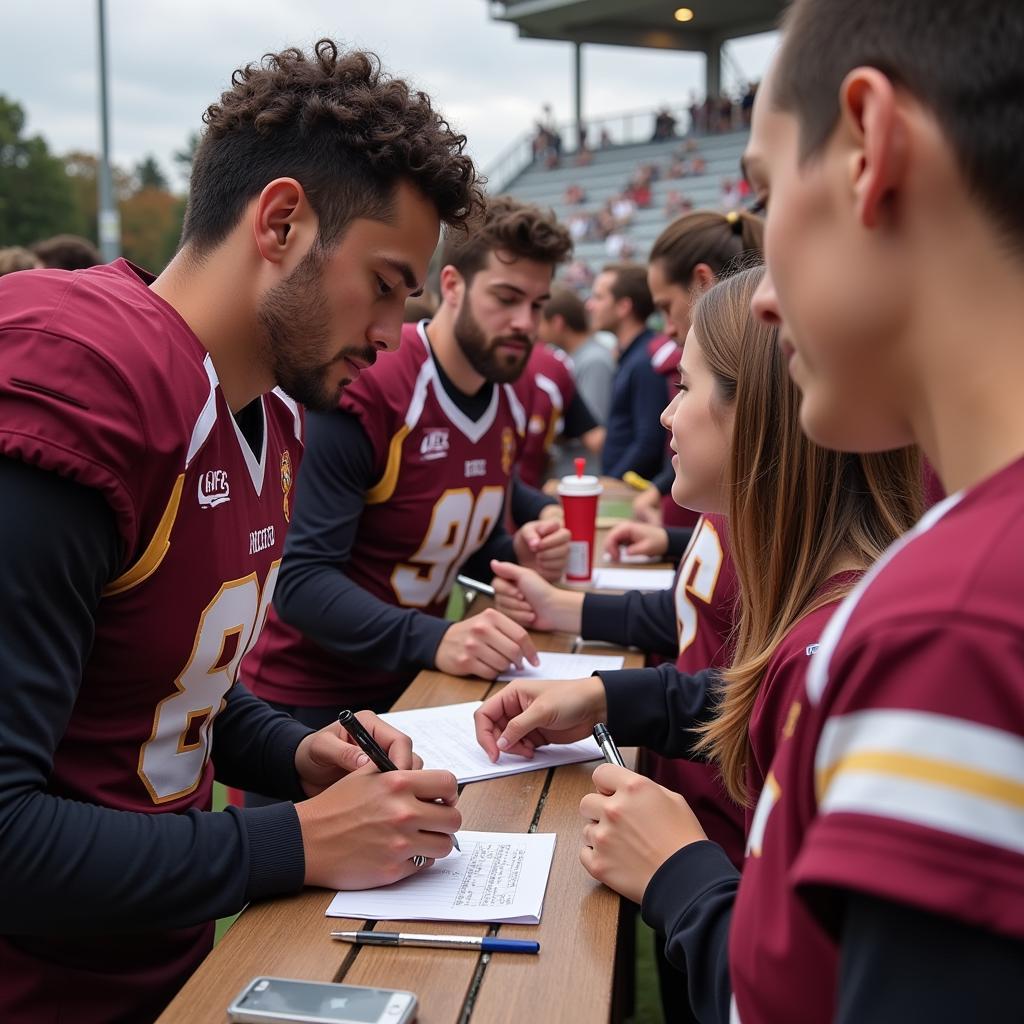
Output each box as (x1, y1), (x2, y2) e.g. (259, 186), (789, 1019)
(649, 209), (764, 287)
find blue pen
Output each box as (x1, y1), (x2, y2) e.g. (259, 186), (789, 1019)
(331, 931), (539, 954)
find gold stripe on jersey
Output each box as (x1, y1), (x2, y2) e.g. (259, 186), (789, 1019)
(103, 474), (185, 596)
(366, 425), (411, 506)
(819, 751), (1024, 810)
(815, 708), (1024, 855)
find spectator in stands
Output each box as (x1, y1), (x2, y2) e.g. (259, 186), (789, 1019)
(664, 190), (694, 219)
(586, 264), (665, 480)
(740, 80), (758, 125)
(30, 234), (101, 271)
(720, 177), (743, 210)
(567, 212), (593, 243)
(599, 127), (613, 149)
(539, 287), (616, 426)
(611, 193), (636, 227)
(564, 183), (586, 206)
(562, 259), (595, 293)
(605, 232), (634, 261)
(0, 247), (42, 277)
(688, 91), (703, 134)
(652, 107), (678, 141)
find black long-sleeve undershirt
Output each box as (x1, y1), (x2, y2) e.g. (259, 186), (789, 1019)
(0, 458), (309, 935)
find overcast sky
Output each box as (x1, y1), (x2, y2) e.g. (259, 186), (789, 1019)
(3, 1), (777, 189)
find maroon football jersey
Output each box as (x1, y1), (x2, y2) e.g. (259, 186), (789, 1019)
(248, 320), (526, 708)
(650, 514), (746, 866)
(514, 342), (576, 488)
(0, 261), (301, 1022)
(731, 459), (1024, 1024)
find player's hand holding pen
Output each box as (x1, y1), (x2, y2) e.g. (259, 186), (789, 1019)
(295, 709), (422, 797)
(294, 710), (461, 891)
(579, 760), (707, 905)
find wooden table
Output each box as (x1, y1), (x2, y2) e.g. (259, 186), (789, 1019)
(158, 610), (648, 1023)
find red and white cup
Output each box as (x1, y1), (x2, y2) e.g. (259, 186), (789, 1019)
(558, 459), (603, 583)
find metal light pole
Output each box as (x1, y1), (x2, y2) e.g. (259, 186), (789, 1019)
(96, 0), (120, 261)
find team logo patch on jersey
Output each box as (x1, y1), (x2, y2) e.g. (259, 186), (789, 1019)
(281, 449), (293, 523)
(528, 414), (546, 436)
(420, 428), (450, 461)
(465, 459), (487, 478)
(197, 468), (230, 508)
(501, 427), (515, 475)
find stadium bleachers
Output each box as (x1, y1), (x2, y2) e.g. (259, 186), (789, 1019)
(503, 129), (751, 272)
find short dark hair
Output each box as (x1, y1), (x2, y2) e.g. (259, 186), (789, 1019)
(441, 195), (573, 283)
(775, 0), (1024, 253)
(31, 234), (101, 270)
(181, 41), (484, 255)
(650, 210), (763, 286)
(542, 287), (588, 333)
(601, 263), (654, 323)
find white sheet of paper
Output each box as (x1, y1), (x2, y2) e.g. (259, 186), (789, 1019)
(603, 549), (660, 564)
(590, 568), (676, 591)
(496, 650), (624, 681)
(326, 830), (556, 924)
(380, 701), (601, 783)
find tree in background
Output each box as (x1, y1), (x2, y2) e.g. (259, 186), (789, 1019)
(0, 96), (76, 246)
(2, 95), (188, 272)
(135, 154), (168, 192)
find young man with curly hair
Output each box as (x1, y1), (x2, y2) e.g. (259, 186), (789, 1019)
(244, 196), (574, 732)
(0, 40), (482, 1023)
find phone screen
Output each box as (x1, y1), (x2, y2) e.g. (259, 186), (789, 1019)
(238, 979), (395, 1022)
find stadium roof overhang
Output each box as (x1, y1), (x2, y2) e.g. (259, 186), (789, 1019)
(489, 0), (786, 52)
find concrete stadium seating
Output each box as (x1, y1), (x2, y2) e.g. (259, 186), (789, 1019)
(502, 129), (751, 273)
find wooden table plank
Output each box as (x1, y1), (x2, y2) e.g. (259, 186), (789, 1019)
(467, 751), (638, 1024)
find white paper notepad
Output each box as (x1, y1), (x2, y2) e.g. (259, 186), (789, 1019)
(380, 701), (601, 783)
(590, 568), (676, 591)
(497, 650), (624, 681)
(326, 831), (556, 924)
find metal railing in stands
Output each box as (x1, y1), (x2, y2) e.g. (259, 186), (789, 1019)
(484, 100), (747, 194)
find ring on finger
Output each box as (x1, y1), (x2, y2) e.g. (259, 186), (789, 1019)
(411, 855), (427, 868)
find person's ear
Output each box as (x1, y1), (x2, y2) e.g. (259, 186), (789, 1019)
(252, 178), (319, 269)
(690, 262), (715, 292)
(839, 67), (909, 230)
(439, 264), (465, 309)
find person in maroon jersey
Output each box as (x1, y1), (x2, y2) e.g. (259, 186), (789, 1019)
(729, 1), (1024, 1021)
(0, 41), (482, 1024)
(475, 266), (923, 1022)
(632, 209), (764, 527)
(513, 340), (603, 488)
(242, 197), (573, 737)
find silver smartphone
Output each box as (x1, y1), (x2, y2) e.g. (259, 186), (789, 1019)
(227, 976), (417, 1024)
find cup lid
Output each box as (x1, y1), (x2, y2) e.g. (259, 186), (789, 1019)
(558, 474), (602, 496)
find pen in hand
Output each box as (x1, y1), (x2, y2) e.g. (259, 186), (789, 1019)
(593, 723), (626, 768)
(338, 710), (461, 857)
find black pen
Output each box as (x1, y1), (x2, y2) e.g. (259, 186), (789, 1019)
(338, 710), (460, 853)
(593, 723), (626, 767)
